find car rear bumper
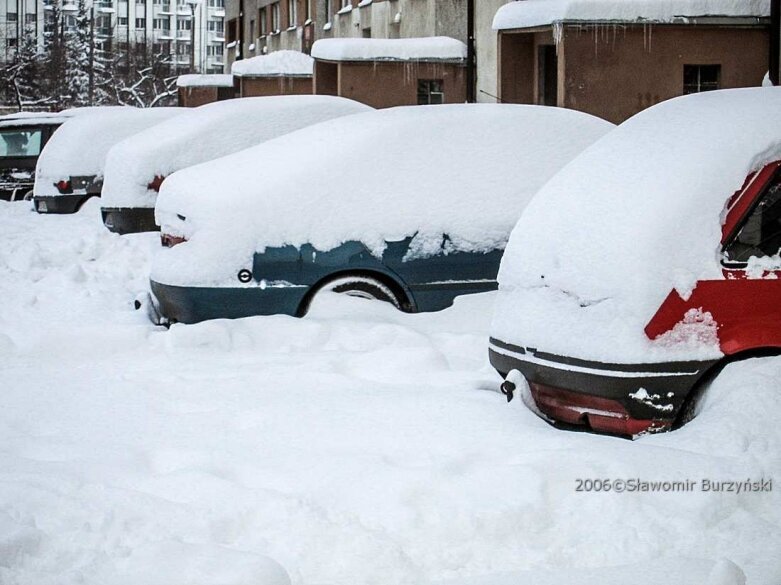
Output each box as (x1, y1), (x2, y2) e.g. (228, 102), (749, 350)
(102, 207), (158, 234)
(150, 279), (308, 324)
(488, 337), (718, 437)
(34, 194), (93, 214)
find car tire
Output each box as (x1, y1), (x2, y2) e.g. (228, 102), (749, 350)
(316, 275), (402, 309)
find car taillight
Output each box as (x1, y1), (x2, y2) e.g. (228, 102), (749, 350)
(55, 179), (72, 194)
(147, 175), (165, 192)
(161, 233), (187, 248)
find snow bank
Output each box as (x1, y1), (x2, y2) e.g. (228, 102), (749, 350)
(34, 108), (182, 197)
(491, 87), (781, 363)
(311, 36), (467, 62)
(176, 74), (234, 88)
(101, 95), (371, 209)
(493, 0), (770, 30)
(231, 50), (314, 77)
(1, 201), (780, 585)
(153, 104), (613, 286)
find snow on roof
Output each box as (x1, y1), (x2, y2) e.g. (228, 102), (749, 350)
(34, 107), (182, 197)
(101, 95), (371, 209)
(493, 0), (771, 30)
(311, 37), (467, 62)
(231, 51), (314, 77)
(152, 104), (613, 287)
(491, 87), (781, 363)
(176, 74), (234, 88)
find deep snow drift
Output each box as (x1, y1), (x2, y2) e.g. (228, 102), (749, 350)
(0, 200), (779, 584)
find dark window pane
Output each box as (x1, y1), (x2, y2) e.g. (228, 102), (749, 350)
(417, 79), (444, 105)
(724, 170), (781, 262)
(684, 64), (721, 95)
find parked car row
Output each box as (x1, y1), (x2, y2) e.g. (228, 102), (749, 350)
(3, 87), (780, 439)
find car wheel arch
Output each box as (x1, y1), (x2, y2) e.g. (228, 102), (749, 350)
(297, 269), (415, 317)
(674, 345), (781, 428)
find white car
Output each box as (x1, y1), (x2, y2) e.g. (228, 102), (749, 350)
(100, 95), (372, 234)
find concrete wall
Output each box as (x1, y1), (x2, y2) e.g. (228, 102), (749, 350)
(239, 75), (313, 96)
(475, 0), (511, 103)
(499, 24), (770, 124)
(321, 60), (466, 108)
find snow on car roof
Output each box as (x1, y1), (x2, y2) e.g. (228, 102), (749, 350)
(311, 37), (467, 62)
(152, 104), (613, 287)
(101, 95), (371, 209)
(34, 107), (183, 197)
(493, 0), (770, 30)
(0, 111), (73, 128)
(176, 74), (235, 88)
(491, 87), (781, 363)
(231, 51), (314, 77)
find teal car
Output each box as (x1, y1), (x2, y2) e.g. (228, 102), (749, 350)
(150, 104), (614, 324)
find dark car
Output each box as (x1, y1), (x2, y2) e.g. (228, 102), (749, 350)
(149, 104), (613, 324)
(0, 113), (66, 201)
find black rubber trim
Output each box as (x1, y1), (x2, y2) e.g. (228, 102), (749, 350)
(102, 207), (158, 234)
(34, 194), (93, 214)
(488, 337), (707, 375)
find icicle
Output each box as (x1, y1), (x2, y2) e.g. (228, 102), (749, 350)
(552, 21), (563, 52)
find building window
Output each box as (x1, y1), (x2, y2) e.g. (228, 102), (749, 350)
(259, 7), (267, 34)
(684, 64), (721, 94)
(7, 38), (18, 48)
(153, 18), (166, 29)
(25, 13), (35, 24)
(249, 18), (255, 41)
(271, 2), (280, 31)
(341, 0), (349, 8)
(7, 12), (18, 21)
(135, 17), (145, 28)
(417, 80), (444, 105)
(118, 16), (128, 26)
(207, 44), (223, 55)
(306, 0), (311, 20)
(537, 45), (558, 106)
(207, 20), (223, 32)
(177, 18), (191, 30)
(207, 0), (223, 6)
(324, 0), (330, 20)
(287, 0), (296, 27)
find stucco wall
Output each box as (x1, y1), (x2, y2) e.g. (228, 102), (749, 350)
(329, 60), (466, 109)
(475, 0), (512, 103)
(561, 25), (769, 124)
(239, 75), (313, 97)
(499, 24), (769, 124)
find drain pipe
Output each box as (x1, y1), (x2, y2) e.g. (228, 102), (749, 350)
(466, 0), (476, 102)
(772, 0), (780, 85)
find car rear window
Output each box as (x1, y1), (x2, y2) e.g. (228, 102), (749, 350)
(0, 128), (43, 158)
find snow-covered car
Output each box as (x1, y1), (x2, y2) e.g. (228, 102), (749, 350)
(149, 104), (613, 324)
(100, 95), (372, 234)
(33, 107), (181, 214)
(0, 112), (70, 201)
(489, 87), (781, 438)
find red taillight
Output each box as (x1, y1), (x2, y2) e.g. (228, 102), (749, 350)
(147, 175), (165, 192)
(55, 179), (72, 194)
(161, 233), (187, 248)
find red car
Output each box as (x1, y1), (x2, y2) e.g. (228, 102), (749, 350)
(489, 88), (781, 438)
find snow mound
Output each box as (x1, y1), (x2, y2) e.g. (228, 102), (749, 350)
(311, 36), (467, 62)
(152, 104), (613, 286)
(491, 87), (781, 363)
(177, 74), (235, 88)
(34, 108), (182, 197)
(231, 50), (314, 77)
(493, 0), (770, 30)
(101, 95), (371, 209)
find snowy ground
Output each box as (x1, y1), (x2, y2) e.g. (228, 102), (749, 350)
(0, 200), (779, 585)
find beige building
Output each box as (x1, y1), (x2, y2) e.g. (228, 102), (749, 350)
(224, 0), (468, 69)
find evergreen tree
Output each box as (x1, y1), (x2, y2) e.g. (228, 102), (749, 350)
(65, 0), (92, 106)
